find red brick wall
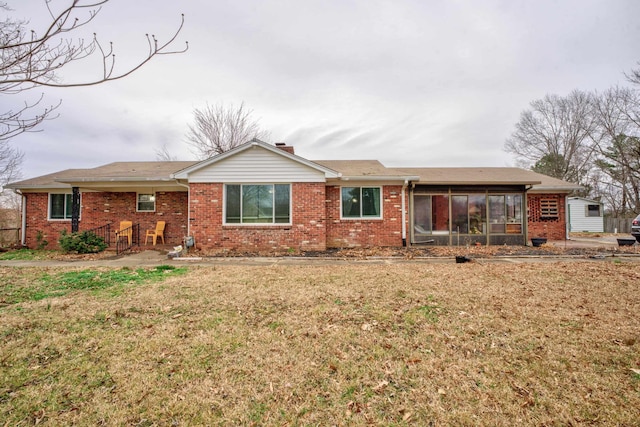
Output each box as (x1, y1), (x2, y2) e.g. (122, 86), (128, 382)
(326, 185), (406, 248)
(189, 182), (327, 253)
(24, 193), (68, 249)
(527, 193), (567, 240)
(433, 195), (449, 231)
(23, 186), (565, 251)
(23, 191), (188, 249)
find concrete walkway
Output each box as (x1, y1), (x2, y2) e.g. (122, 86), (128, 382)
(551, 234), (639, 249)
(549, 237), (617, 249)
(2, 240), (640, 268)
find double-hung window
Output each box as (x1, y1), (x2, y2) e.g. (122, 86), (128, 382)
(225, 184), (291, 224)
(49, 193), (75, 220)
(137, 193), (156, 212)
(341, 187), (382, 219)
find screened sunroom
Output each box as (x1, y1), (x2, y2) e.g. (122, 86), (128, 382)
(410, 185), (527, 246)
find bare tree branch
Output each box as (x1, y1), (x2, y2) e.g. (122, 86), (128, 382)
(0, 0), (187, 185)
(186, 102), (270, 159)
(591, 87), (640, 213)
(625, 62), (640, 86)
(504, 90), (597, 185)
(154, 142), (177, 161)
(0, 94), (61, 141)
(0, 135), (23, 186)
(1, 1), (188, 90)
(507, 86), (640, 214)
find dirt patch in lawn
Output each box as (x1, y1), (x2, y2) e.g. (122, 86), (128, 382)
(196, 243), (638, 259)
(1, 262), (639, 425)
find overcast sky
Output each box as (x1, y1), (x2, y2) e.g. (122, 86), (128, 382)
(5, 0), (640, 180)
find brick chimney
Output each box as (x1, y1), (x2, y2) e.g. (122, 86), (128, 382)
(274, 142), (295, 155)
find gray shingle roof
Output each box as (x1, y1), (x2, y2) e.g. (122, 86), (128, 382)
(5, 162), (197, 189)
(313, 160), (403, 177)
(6, 158), (580, 192)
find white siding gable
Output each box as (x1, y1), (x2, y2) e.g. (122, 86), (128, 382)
(188, 146), (326, 183)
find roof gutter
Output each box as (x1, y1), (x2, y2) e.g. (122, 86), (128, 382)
(56, 177), (177, 183)
(528, 186), (581, 192)
(339, 175), (420, 182)
(4, 184), (72, 191)
(420, 181), (543, 186)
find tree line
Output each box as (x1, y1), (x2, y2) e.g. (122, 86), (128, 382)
(505, 67), (640, 216)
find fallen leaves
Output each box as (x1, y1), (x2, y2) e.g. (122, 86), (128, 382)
(2, 262), (640, 425)
(372, 380), (388, 393)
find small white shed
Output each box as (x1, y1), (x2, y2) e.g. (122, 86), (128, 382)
(567, 197), (604, 233)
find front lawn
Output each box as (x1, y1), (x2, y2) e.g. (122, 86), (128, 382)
(1, 262), (639, 425)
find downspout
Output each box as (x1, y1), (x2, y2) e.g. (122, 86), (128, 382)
(401, 180), (408, 246)
(565, 195), (570, 240)
(523, 186), (531, 246)
(448, 187), (452, 246)
(174, 180), (191, 237)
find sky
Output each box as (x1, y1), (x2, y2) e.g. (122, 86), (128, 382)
(4, 0), (640, 181)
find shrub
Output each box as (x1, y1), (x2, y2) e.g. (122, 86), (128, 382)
(59, 230), (108, 254)
(36, 230), (49, 250)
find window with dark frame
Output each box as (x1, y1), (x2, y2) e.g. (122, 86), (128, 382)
(225, 184), (291, 224)
(586, 204), (601, 217)
(341, 187), (382, 218)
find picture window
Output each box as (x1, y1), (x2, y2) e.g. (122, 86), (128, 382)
(225, 184), (290, 224)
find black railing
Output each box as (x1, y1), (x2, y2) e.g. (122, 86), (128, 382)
(115, 223), (140, 254)
(86, 223), (111, 246)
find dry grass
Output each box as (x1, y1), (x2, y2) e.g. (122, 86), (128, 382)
(1, 262), (640, 426)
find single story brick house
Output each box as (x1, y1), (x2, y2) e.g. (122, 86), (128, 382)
(5, 140), (580, 252)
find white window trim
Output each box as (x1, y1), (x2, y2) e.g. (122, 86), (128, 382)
(223, 183), (292, 226)
(48, 192), (81, 221)
(340, 186), (383, 220)
(136, 192), (156, 212)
